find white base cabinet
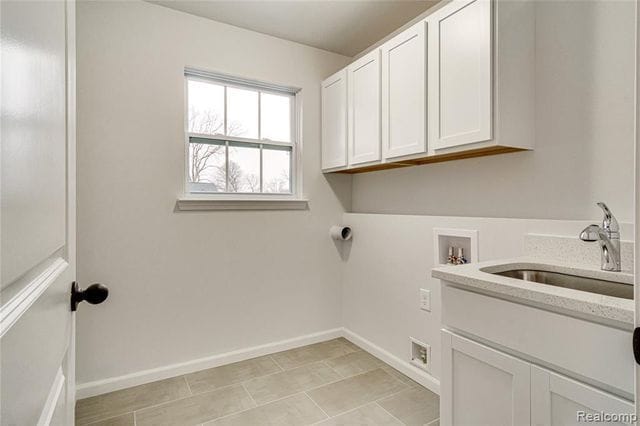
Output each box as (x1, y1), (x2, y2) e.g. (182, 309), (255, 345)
(531, 367), (634, 426)
(441, 330), (634, 426)
(441, 331), (530, 426)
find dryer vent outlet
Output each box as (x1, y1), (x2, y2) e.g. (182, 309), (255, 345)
(410, 338), (431, 372)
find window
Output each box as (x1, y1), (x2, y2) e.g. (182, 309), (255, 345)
(185, 69), (299, 197)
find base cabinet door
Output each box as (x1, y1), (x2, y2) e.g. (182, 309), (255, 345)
(531, 367), (634, 426)
(321, 69), (348, 170)
(441, 330), (530, 426)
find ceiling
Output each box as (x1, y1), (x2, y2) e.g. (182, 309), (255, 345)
(149, 1), (439, 57)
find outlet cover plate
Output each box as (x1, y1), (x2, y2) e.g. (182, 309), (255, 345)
(420, 288), (431, 312)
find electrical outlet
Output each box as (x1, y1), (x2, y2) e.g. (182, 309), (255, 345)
(420, 288), (431, 312)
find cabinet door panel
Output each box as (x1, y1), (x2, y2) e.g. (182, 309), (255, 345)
(441, 330), (530, 426)
(321, 69), (347, 170)
(348, 50), (381, 165)
(531, 366), (634, 426)
(381, 21), (427, 159)
(430, 0), (492, 150)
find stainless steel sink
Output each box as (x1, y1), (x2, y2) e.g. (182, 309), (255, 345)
(492, 269), (633, 300)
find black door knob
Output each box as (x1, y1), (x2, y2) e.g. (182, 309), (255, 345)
(634, 328), (640, 365)
(71, 281), (109, 311)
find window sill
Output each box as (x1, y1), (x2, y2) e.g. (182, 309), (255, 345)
(176, 197), (309, 211)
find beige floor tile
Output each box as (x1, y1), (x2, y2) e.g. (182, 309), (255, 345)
(306, 369), (406, 417)
(244, 361), (341, 405)
(428, 420), (440, 426)
(317, 403), (402, 425)
(86, 413), (135, 426)
(204, 393), (327, 426)
(378, 386), (440, 426)
(76, 376), (191, 425)
(271, 339), (358, 370)
(381, 366), (422, 388)
(185, 356), (281, 394)
(334, 337), (362, 352)
(77, 342), (434, 426)
(135, 384), (254, 426)
(325, 350), (385, 378)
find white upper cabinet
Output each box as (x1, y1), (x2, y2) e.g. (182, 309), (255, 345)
(321, 69), (347, 170)
(320, 0), (534, 173)
(348, 50), (381, 166)
(381, 21), (427, 160)
(429, 0), (492, 150)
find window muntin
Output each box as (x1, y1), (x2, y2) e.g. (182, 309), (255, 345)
(185, 72), (297, 196)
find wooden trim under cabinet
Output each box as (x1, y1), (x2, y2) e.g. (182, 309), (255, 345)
(331, 146), (527, 174)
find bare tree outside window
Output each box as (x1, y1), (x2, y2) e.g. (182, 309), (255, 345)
(226, 161), (243, 192)
(244, 174), (260, 192)
(188, 108), (223, 185)
(189, 109), (224, 135)
(188, 107), (244, 188)
(264, 170), (290, 193)
(189, 143), (221, 184)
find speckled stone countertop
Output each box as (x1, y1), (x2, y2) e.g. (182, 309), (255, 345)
(432, 258), (634, 326)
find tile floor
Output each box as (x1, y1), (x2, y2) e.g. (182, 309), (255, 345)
(76, 338), (440, 426)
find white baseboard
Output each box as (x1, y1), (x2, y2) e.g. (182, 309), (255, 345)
(341, 327), (440, 395)
(76, 327), (440, 399)
(76, 328), (342, 399)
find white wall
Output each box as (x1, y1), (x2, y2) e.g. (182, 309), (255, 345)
(340, 213), (634, 390)
(76, 0), (351, 385)
(350, 0), (636, 222)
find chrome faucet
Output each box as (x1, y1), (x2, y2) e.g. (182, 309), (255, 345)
(579, 202), (621, 272)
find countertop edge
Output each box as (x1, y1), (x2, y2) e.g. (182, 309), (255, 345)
(432, 258), (634, 326)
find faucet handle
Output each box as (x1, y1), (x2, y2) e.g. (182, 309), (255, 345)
(596, 202), (619, 234)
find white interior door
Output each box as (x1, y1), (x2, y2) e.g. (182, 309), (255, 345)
(1, 0), (77, 424)
(635, 0), (640, 419)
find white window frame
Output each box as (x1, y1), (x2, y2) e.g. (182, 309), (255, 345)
(178, 68), (306, 211)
